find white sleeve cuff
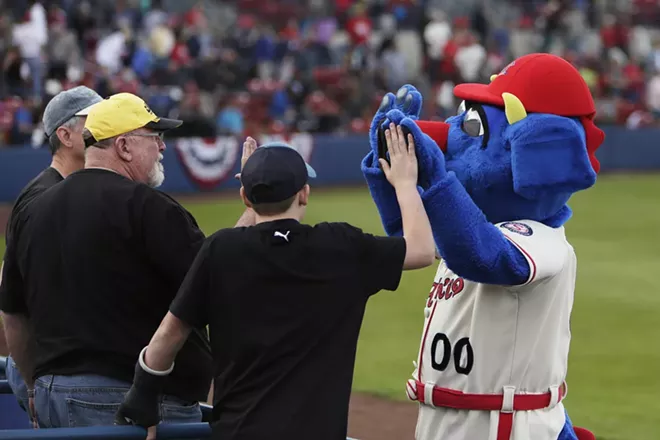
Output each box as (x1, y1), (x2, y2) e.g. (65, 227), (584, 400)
(504, 235), (536, 286)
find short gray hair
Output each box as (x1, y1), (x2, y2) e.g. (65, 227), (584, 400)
(93, 138), (116, 150)
(48, 116), (84, 155)
(81, 127), (114, 150)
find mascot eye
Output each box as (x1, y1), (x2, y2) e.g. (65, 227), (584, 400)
(457, 100), (466, 115)
(462, 108), (485, 137)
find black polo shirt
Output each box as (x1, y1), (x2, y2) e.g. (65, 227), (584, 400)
(169, 218), (406, 440)
(0, 168), (212, 403)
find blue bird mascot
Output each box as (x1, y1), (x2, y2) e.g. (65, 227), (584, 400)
(361, 53), (603, 440)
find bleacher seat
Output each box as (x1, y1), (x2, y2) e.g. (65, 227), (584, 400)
(312, 67), (345, 87)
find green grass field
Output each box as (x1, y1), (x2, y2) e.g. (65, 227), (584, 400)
(2, 174), (659, 439)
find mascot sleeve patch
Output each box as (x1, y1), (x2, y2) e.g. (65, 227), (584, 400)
(500, 222), (533, 236)
(496, 221), (568, 286)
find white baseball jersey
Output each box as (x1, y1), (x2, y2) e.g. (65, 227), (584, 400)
(411, 220), (575, 440)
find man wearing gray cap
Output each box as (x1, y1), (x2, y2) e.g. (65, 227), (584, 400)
(0, 85), (103, 427)
(4, 85), (102, 239)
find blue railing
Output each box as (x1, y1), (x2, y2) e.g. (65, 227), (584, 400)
(0, 377), (34, 431)
(0, 423), (213, 439)
(0, 357), (359, 439)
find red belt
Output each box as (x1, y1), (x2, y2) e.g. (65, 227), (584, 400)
(408, 380), (566, 440)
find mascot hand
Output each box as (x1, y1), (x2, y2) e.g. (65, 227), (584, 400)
(367, 85), (423, 168)
(380, 85), (424, 124)
(362, 95), (403, 236)
(391, 84), (424, 120)
(390, 113), (447, 190)
(366, 92), (396, 168)
(361, 85), (425, 237)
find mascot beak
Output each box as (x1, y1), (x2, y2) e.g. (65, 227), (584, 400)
(415, 121), (449, 152)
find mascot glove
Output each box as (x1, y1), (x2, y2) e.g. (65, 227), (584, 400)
(405, 360), (421, 402)
(361, 151), (412, 236)
(386, 111), (448, 190)
(405, 378), (419, 402)
(367, 86), (424, 169)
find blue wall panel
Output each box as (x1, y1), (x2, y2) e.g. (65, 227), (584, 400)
(0, 127), (658, 203)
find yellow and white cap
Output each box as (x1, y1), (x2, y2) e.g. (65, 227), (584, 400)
(83, 93), (182, 147)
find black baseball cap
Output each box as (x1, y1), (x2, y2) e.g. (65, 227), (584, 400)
(241, 142), (317, 204)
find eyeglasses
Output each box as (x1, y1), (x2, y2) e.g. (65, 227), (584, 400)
(126, 132), (165, 141)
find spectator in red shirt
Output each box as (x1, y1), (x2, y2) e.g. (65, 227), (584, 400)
(600, 14), (629, 57)
(170, 27), (191, 69)
(184, 2), (205, 28)
(623, 60), (644, 102)
(280, 19), (299, 41)
(110, 67), (139, 94)
(335, 0), (353, 25)
(438, 37), (459, 83)
(346, 4), (372, 47)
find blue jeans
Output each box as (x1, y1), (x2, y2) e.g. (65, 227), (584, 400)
(18, 371), (202, 428)
(5, 355), (31, 422)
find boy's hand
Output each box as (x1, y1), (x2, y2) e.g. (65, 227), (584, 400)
(235, 136), (258, 180)
(379, 123), (418, 190)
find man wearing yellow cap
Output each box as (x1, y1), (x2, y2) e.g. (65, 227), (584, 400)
(82, 92), (182, 188)
(0, 92), (256, 428)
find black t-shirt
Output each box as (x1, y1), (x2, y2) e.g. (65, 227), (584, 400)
(3, 167), (63, 248)
(1, 167), (63, 310)
(0, 169), (212, 402)
(169, 219), (406, 440)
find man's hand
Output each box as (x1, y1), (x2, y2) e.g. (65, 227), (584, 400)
(235, 136), (258, 180)
(379, 123), (418, 190)
(25, 388), (38, 429)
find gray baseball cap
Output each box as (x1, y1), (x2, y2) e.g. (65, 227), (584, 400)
(43, 86), (104, 137)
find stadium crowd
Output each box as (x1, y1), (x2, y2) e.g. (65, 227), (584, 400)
(1, 0), (660, 148)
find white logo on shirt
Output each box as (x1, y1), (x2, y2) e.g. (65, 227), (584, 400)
(274, 231), (290, 242)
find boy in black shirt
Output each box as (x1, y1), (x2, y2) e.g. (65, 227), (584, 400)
(116, 125), (435, 439)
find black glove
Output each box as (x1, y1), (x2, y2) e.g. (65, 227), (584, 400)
(114, 355), (169, 428)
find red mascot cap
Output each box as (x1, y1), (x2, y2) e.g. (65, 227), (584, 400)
(452, 53), (605, 173)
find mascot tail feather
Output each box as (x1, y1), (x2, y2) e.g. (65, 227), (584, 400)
(574, 427), (596, 440)
(560, 411), (597, 440)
